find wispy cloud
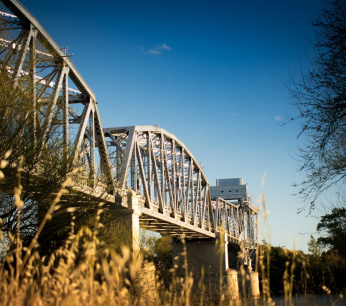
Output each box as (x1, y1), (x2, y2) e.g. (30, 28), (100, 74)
(160, 43), (171, 51)
(275, 115), (282, 122)
(142, 43), (171, 55)
(229, 112), (239, 118)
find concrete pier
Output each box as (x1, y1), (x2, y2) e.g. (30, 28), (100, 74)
(172, 238), (226, 280)
(172, 238), (260, 298)
(226, 269), (239, 299)
(113, 191), (260, 299)
(112, 190), (142, 257)
(172, 238), (240, 297)
(250, 271), (260, 298)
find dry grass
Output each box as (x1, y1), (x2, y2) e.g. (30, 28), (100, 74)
(0, 156), (345, 305)
(0, 153), (197, 305)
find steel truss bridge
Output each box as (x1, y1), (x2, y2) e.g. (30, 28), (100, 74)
(0, 0), (257, 252)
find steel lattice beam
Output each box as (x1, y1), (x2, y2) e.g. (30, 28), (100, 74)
(104, 126), (216, 236)
(0, 0), (115, 194)
(0, 0), (258, 246)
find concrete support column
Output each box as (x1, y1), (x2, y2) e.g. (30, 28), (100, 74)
(172, 238), (230, 291)
(135, 261), (157, 303)
(112, 190), (142, 258)
(172, 238), (242, 298)
(226, 269), (239, 300)
(238, 268), (260, 298)
(224, 239), (229, 270)
(250, 271), (260, 299)
(125, 190), (141, 257)
(172, 238), (225, 275)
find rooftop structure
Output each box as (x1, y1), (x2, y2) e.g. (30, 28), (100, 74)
(210, 178), (249, 201)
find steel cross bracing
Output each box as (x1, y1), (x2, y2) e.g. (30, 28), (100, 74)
(213, 197), (257, 249)
(104, 126), (215, 238)
(0, 0), (257, 244)
(0, 0), (115, 195)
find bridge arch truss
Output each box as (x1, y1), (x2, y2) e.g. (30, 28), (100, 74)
(0, 0), (257, 246)
(104, 126), (215, 238)
(0, 0), (115, 194)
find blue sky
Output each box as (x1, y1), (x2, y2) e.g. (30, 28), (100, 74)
(17, 0), (327, 251)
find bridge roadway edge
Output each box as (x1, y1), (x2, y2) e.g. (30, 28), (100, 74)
(72, 184), (216, 239)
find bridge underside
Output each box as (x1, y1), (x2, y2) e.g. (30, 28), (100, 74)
(140, 210), (215, 239)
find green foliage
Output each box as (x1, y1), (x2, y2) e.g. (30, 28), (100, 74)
(260, 244), (306, 296)
(322, 250), (346, 292)
(259, 240), (346, 295)
(139, 230), (172, 285)
(152, 235), (172, 284)
(317, 207), (346, 257)
(307, 235), (322, 265)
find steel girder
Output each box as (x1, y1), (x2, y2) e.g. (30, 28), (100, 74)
(214, 197), (257, 247)
(0, 0), (257, 245)
(0, 0), (115, 193)
(104, 126), (215, 236)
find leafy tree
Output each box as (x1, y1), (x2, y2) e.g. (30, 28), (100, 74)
(139, 230), (172, 285)
(153, 235), (172, 277)
(259, 243), (306, 295)
(288, 0), (346, 209)
(307, 235), (322, 265)
(321, 249), (346, 292)
(317, 207), (346, 257)
(300, 210), (346, 294)
(0, 67), (73, 245)
(0, 67), (105, 255)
